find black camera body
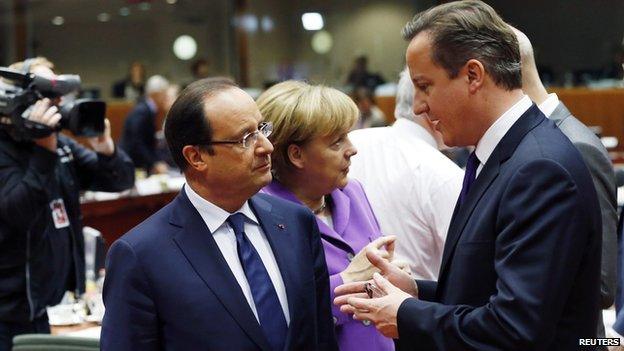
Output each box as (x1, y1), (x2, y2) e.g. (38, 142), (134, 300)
(0, 67), (106, 140)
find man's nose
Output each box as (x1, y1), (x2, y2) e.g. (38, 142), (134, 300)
(413, 99), (429, 115)
(256, 133), (274, 154)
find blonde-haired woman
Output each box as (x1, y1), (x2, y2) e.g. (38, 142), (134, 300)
(259, 81), (395, 351)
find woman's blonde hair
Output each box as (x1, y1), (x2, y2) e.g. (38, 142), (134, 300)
(257, 80), (358, 176)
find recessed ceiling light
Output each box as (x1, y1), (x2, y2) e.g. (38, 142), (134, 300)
(173, 35), (197, 60)
(301, 12), (323, 31)
(51, 16), (65, 26)
(166, 0), (177, 4)
(119, 7), (131, 17)
(138, 2), (151, 11)
(97, 13), (111, 22)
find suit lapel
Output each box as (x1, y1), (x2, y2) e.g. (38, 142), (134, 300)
(263, 181), (351, 248)
(170, 191), (272, 351)
(249, 194), (298, 349)
(438, 105), (547, 282)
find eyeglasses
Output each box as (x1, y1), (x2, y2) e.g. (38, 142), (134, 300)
(199, 121), (273, 149)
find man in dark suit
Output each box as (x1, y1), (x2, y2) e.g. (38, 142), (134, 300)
(119, 75), (171, 174)
(513, 26), (617, 345)
(101, 78), (338, 351)
(335, 1), (602, 350)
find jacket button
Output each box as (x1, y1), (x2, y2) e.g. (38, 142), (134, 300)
(333, 316), (338, 325)
(347, 253), (354, 261)
(362, 320), (371, 326)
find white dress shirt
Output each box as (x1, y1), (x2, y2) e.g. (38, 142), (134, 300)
(184, 185), (290, 324)
(475, 95), (533, 176)
(349, 118), (464, 280)
(538, 93), (560, 118)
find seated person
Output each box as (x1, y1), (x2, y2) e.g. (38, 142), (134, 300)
(258, 80), (399, 351)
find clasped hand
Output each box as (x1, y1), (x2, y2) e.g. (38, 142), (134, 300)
(334, 245), (419, 339)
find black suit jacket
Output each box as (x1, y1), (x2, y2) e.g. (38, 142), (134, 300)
(119, 99), (159, 171)
(101, 190), (338, 351)
(397, 105), (602, 350)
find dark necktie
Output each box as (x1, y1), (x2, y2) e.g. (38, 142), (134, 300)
(458, 151), (480, 207)
(227, 213), (288, 351)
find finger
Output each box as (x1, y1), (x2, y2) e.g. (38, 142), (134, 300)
(340, 304), (357, 315)
(104, 118), (111, 137)
(385, 235), (396, 258)
(373, 272), (396, 294)
(352, 309), (374, 322)
(334, 292), (369, 306)
(369, 235), (396, 250)
(373, 249), (390, 260)
(334, 281), (368, 296)
(41, 106), (59, 125)
(29, 100), (47, 122)
(47, 113), (62, 127)
(366, 249), (394, 273)
(347, 296), (375, 311)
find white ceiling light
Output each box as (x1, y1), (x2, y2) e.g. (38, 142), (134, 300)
(302, 12), (323, 31)
(119, 7), (131, 16)
(51, 16), (65, 26)
(173, 35), (197, 60)
(97, 13), (111, 22)
(166, 0), (177, 4)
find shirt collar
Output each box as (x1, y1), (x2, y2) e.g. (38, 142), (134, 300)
(392, 118), (437, 148)
(475, 95), (533, 166)
(537, 93), (559, 118)
(184, 184), (258, 233)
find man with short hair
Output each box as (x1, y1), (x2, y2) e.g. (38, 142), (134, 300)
(348, 68), (463, 280)
(513, 25), (617, 344)
(119, 75), (172, 174)
(101, 78), (338, 351)
(335, 1), (602, 350)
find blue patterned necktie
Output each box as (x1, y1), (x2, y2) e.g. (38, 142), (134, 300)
(227, 213), (288, 351)
(458, 151), (480, 207)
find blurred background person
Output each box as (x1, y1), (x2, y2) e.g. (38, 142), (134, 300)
(349, 68), (463, 279)
(514, 26), (617, 346)
(111, 61), (146, 101)
(258, 80), (396, 351)
(0, 57), (134, 351)
(119, 75), (172, 175)
(346, 55), (385, 91)
(351, 87), (387, 129)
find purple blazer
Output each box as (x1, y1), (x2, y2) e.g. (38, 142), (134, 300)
(263, 179), (395, 351)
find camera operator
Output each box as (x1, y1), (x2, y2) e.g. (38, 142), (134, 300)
(0, 57), (134, 351)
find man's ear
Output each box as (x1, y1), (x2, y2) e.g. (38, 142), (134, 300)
(182, 145), (208, 171)
(287, 143), (305, 169)
(465, 59), (485, 93)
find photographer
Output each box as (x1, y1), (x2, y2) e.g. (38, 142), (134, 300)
(0, 57), (134, 350)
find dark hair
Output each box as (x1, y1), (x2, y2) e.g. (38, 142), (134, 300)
(164, 77), (236, 171)
(402, 0), (521, 90)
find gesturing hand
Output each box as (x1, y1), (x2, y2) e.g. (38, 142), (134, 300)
(344, 273), (413, 339)
(340, 235), (396, 283)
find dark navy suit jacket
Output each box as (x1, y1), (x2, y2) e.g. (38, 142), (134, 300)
(119, 99), (159, 171)
(100, 190), (338, 351)
(397, 105), (602, 350)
